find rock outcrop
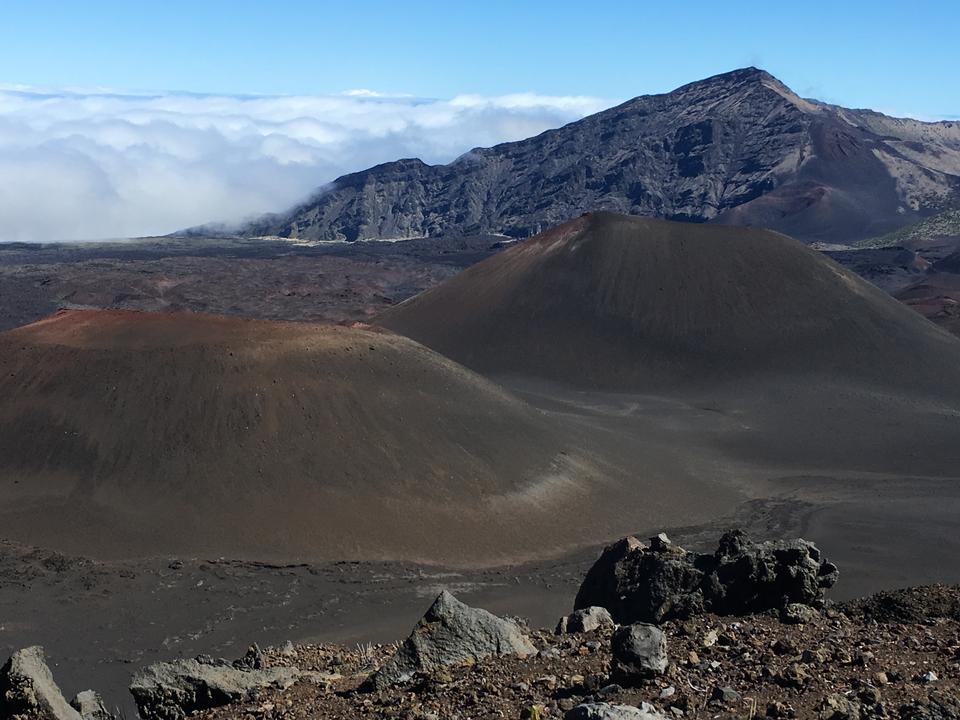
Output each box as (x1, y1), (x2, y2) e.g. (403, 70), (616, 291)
(238, 68), (960, 244)
(574, 531), (838, 624)
(366, 590), (536, 690)
(0, 646), (82, 720)
(129, 655), (299, 720)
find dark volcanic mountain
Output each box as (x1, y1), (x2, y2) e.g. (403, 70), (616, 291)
(242, 68), (960, 244)
(380, 212), (960, 393)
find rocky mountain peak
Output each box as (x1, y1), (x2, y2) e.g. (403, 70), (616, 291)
(237, 69), (960, 244)
(672, 66), (779, 92)
(647, 66), (820, 118)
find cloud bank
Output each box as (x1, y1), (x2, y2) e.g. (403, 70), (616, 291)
(0, 86), (615, 242)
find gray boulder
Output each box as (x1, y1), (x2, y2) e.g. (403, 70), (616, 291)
(710, 685), (742, 706)
(781, 602), (819, 625)
(366, 590), (535, 690)
(129, 655), (299, 720)
(70, 691), (113, 720)
(818, 693), (864, 720)
(556, 606), (615, 634)
(0, 646), (82, 720)
(610, 624), (668, 684)
(565, 702), (671, 720)
(575, 530), (838, 623)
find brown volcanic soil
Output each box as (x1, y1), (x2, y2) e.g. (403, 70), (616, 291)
(380, 212), (960, 395)
(196, 586), (960, 720)
(0, 309), (733, 564)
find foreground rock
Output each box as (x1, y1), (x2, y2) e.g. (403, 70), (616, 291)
(129, 655), (299, 720)
(609, 624), (668, 684)
(366, 590), (536, 690)
(0, 646), (82, 720)
(142, 584), (960, 720)
(575, 530), (838, 623)
(69, 691), (112, 720)
(565, 702), (670, 720)
(556, 607), (615, 634)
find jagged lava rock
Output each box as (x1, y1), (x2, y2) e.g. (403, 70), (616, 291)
(610, 624), (668, 684)
(232, 644), (264, 671)
(0, 646), (82, 720)
(129, 655), (299, 720)
(366, 590), (536, 690)
(575, 530), (838, 623)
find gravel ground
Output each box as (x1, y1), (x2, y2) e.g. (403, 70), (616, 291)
(197, 585), (960, 720)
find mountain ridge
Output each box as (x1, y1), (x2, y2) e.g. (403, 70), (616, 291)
(235, 68), (960, 244)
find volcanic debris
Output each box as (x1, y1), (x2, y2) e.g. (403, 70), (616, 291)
(8, 532), (960, 719)
(574, 530), (838, 624)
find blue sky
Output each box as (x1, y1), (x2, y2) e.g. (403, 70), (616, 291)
(1, 0), (957, 119)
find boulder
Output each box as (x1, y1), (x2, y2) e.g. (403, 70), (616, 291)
(70, 691), (113, 720)
(556, 607), (615, 634)
(129, 655), (299, 720)
(817, 693), (864, 720)
(709, 685), (742, 706)
(575, 530), (838, 623)
(565, 702), (671, 720)
(0, 646), (82, 720)
(781, 602), (819, 625)
(610, 624), (668, 684)
(365, 590), (535, 690)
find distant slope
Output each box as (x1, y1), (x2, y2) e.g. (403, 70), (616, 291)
(847, 209), (960, 336)
(856, 208), (960, 249)
(0, 309), (733, 563)
(380, 212), (960, 393)
(240, 68), (960, 244)
(895, 247), (960, 337)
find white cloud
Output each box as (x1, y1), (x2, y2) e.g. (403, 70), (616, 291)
(0, 86), (616, 241)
